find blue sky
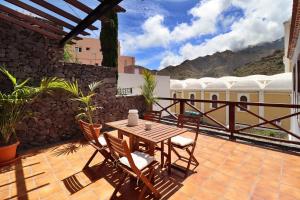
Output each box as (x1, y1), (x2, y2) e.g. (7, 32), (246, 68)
(2, 0), (292, 70)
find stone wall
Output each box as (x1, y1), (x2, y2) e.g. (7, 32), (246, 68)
(0, 19), (146, 149)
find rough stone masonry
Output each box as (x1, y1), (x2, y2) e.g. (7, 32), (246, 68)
(0, 20), (146, 149)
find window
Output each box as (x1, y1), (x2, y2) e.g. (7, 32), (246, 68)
(190, 93), (195, 105)
(239, 95), (248, 111)
(86, 47), (90, 51)
(75, 47), (82, 52)
(238, 94), (249, 112)
(211, 94), (218, 108)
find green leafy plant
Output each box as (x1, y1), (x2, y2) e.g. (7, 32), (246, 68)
(63, 81), (103, 124)
(0, 67), (72, 146)
(140, 70), (157, 110)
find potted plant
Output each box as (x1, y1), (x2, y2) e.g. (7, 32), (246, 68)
(64, 81), (103, 137)
(0, 67), (72, 165)
(141, 70), (157, 111)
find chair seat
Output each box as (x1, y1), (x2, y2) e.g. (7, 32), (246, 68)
(171, 135), (194, 147)
(119, 151), (155, 170)
(92, 135), (107, 146)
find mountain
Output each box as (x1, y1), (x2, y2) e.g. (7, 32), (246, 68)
(233, 50), (284, 76)
(157, 39), (284, 79)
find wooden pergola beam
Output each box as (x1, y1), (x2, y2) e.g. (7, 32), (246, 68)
(63, 0), (109, 22)
(60, 0), (124, 46)
(97, 0), (126, 12)
(0, 4), (64, 35)
(0, 12), (62, 40)
(5, 0), (90, 36)
(30, 0), (98, 30)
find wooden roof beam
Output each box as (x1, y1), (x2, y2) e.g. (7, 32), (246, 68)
(97, 0), (126, 12)
(5, 0), (90, 36)
(60, 0), (123, 46)
(0, 4), (65, 35)
(0, 12), (62, 40)
(30, 0), (98, 30)
(0, 4), (81, 40)
(63, 0), (109, 22)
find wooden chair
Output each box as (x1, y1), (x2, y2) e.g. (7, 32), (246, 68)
(143, 111), (162, 122)
(78, 120), (113, 169)
(103, 132), (161, 200)
(170, 114), (200, 177)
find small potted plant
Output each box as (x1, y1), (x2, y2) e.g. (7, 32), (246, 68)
(141, 70), (157, 111)
(0, 67), (72, 165)
(65, 81), (103, 137)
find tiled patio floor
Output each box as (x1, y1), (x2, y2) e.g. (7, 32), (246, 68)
(1, 131), (300, 200)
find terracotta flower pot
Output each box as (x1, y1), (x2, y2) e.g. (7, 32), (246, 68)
(92, 124), (102, 138)
(0, 141), (20, 164)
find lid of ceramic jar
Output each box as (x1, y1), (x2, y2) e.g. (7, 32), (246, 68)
(128, 109), (138, 114)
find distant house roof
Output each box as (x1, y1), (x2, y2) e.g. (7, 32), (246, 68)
(288, 0), (300, 59)
(205, 80), (231, 91)
(170, 73), (292, 91)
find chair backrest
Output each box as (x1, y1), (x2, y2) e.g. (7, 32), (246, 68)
(143, 111), (162, 122)
(103, 133), (140, 173)
(177, 114), (201, 142)
(78, 120), (102, 147)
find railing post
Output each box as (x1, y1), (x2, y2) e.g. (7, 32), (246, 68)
(180, 100), (185, 115)
(229, 102), (235, 140)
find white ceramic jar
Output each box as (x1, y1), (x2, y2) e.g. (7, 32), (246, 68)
(128, 109), (139, 126)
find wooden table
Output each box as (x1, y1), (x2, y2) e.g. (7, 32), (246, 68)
(106, 119), (187, 174)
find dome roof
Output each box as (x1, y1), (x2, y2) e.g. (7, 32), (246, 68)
(198, 77), (217, 84)
(171, 73), (292, 91)
(184, 79), (206, 90)
(170, 80), (185, 90)
(205, 80), (231, 90)
(264, 76), (292, 91)
(270, 72), (292, 80)
(231, 79), (264, 91)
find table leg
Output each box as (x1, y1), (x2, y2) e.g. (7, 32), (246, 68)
(129, 135), (135, 152)
(160, 142), (164, 168)
(168, 139), (171, 175)
(117, 130), (124, 139)
(148, 143), (155, 156)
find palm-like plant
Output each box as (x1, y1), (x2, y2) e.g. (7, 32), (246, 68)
(0, 67), (73, 146)
(141, 70), (157, 110)
(63, 81), (103, 124)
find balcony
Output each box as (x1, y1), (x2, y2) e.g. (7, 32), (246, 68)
(1, 129), (300, 200)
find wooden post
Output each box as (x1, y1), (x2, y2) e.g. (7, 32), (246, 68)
(180, 100), (185, 115)
(229, 102), (235, 140)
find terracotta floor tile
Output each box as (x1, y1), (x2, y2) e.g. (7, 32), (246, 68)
(1, 133), (300, 199)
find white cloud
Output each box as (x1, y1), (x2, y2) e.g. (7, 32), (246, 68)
(121, 15), (171, 52)
(170, 0), (231, 42)
(159, 0), (292, 69)
(121, 0), (230, 52)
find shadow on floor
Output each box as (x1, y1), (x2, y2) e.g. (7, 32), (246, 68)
(62, 161), (184, 199)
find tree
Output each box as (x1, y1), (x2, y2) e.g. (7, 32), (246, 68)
(100, 10), (118, 68)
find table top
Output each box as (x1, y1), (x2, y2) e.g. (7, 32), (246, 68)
(106, 119), (187, 143)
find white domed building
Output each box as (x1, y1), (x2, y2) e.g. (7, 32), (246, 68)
(170, 73), (293, 131)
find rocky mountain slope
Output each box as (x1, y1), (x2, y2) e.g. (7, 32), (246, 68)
(157, 39), (284, 79)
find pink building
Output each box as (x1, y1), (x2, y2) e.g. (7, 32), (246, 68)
(70, 38), (135, 73)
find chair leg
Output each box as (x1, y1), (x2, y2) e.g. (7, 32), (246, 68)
(171, 146), (182, 160)
(139, 168), (159, 200)
(185, 148), (198, 178)
(83, 150), (98, 169)
(111, 172), (128, 199)
(186, 148), (199, 166)
(139, 170), (160, 199)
